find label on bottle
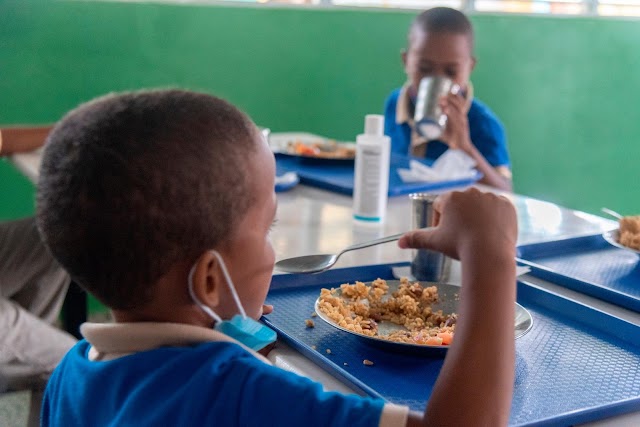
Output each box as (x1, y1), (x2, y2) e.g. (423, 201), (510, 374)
(353, 144), (386, 222)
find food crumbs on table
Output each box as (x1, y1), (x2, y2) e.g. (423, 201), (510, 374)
(326, 349), (332, 354)
(363, 359), (374, 366)
(305, 319), (315, 328)
(311, 345), (317, 350)
(311, 313), (317, 317)
(343, 362), (348, 366)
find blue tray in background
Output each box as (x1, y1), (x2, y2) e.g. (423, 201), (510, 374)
(274, 164), (299, 192)
(264, 263), (640, 426)
(517, 234), (640, 313)
(275, 153), (481, 197)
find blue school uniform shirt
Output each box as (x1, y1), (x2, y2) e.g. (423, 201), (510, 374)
(41, 340), (386, 427)
(383, 87), (510, 168)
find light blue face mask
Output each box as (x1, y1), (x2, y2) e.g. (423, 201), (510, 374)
(188, 250), (277, 351)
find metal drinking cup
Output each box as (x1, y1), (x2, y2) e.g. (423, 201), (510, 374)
(414, 76), (461, 140)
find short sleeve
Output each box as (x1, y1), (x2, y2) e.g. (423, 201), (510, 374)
(468, 100), (510, 168)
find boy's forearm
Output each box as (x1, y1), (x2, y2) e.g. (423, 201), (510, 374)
(0, 125), (53, 155)
(466, 144), (513, 192)
(410, 248), (516, 427)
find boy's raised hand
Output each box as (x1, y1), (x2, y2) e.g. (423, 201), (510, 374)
(437, 94), (514, 192)
(439, 93), (474, 154)
(402, 188), (518, 427)
(398, 188), (517, 262)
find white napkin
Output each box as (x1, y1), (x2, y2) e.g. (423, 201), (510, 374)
(398, 149), (477, 183)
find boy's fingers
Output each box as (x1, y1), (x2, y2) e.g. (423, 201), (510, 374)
(447, 93), (465, 111)
(262, 304), (274, 315)
(398, 228), (440, 250)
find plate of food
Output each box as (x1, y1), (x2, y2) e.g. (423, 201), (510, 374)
(269, 132), (356, 161)
(315, 278), (533, 354)
(602, 215), (640, 255)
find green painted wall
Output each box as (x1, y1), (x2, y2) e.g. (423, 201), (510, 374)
(1, 1), (638, 219)
(0, 160), (36, 219)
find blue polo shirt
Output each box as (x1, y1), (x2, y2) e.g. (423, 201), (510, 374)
(383, 87), (510, 168)
(41, 340), (388, 427)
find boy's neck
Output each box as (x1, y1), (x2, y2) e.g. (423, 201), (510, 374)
(111, 261), (213, 328)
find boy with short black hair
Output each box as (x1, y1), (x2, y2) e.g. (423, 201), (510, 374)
(38, 89), (517, 426)
(384, 7), (512, 191)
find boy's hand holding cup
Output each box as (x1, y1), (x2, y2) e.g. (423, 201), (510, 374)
(399, 188), (517, 267)
(414, 76), (473, 153)
(413, 76), (461, 140)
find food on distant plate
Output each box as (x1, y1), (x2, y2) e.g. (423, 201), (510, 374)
(317, 278), (456, 346)
(619, 216), (640, 250)
(286, 139), (355, 159)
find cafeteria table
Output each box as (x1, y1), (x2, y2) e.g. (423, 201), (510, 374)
(10, 148), (639, 426)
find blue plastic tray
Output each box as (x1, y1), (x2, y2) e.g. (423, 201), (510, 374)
(517, 234), (640, 313)
(275, 153), (481, 197)
(274, 165), (299, 192)
(264, 263), (640, 426)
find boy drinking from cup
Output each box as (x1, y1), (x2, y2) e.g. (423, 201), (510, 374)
(38, 89), (517, 426)
(384, 7), (513, 191)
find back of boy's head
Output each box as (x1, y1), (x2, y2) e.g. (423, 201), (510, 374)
(36, 89), (258, 310)
(409, 7), (474, 50)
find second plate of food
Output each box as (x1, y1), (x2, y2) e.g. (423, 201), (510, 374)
(602, 229), (640, 256)
(269, 132), (355, 161)
(315, 278), (533, 355)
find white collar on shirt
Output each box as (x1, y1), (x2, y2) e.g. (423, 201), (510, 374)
(81, 321), (272, 365)
(80, 321), (410, 427)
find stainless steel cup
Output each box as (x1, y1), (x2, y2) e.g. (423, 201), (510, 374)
(410, 193), (450, 282)
(414, 76), (461, 140)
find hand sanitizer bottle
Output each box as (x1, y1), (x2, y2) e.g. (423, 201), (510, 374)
(353, 115), (390, 225)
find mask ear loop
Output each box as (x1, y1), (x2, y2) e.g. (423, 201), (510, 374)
(187, 262), (223, 324)
(210, 250), (247, 319)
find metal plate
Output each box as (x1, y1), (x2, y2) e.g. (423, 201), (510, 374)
(602, 229), (640, 255)
(314, 280), (533, 354)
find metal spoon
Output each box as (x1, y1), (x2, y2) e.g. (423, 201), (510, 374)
(275, 229), (431, 274)
(601, 207), (623, 220)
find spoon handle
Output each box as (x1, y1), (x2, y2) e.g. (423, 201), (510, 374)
(341, 227), (433, 255)
(601, 207), (623, 220)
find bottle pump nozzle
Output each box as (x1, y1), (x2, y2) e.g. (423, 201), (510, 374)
(364, 115), (384, 137)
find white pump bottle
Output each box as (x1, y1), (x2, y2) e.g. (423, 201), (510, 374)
(352, 115), (391, 225)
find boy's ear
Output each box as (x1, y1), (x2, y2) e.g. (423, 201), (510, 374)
(470, 56), (477, 73)
(190, 251), (224, 310)
(401, 48), (408, 67)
